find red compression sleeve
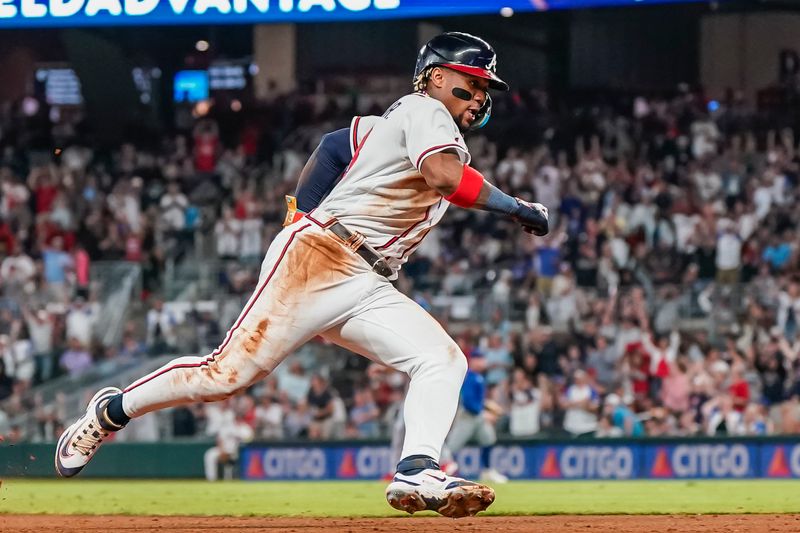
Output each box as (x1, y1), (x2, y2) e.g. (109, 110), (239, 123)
(445, 165), (484, 208)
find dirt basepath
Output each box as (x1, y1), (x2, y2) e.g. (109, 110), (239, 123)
(3, 514), (800, 533)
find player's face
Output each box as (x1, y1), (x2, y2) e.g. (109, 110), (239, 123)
(436, 68), (490, 131)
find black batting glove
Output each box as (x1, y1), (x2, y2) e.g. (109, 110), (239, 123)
(513, 198), (549, 236)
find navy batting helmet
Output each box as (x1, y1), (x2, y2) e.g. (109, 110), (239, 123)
(414, 32), (509, 92)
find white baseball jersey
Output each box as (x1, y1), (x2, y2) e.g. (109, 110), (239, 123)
(317, 93), (471, 276)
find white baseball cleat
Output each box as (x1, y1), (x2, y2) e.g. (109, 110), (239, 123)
(54, 387), (122, 478)
(385, 468), (496, 518)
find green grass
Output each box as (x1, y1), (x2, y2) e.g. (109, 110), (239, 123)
(1, 479), (799, 516)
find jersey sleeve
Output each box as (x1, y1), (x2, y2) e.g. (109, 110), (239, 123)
(349, 115), (381, 156)
(294, 127), (352, 212)
(404, 99), (470, 172)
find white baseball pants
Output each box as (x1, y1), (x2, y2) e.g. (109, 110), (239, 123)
(121, 211), (467, 462)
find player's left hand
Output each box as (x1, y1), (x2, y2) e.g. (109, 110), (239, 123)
(514, 199), (549, 236)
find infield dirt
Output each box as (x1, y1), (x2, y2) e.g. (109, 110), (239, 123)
(3, 514), (800, 532)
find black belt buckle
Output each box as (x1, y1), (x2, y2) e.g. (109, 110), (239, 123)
(367, 254), (393, 278)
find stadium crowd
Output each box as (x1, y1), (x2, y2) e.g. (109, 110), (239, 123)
(2, 83), (800, 445)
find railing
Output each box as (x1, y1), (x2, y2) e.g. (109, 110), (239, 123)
(90, 261), (142, 347)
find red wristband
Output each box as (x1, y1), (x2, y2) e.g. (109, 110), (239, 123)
(445, 165), (484, 208)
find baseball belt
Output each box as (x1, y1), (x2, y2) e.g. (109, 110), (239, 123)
(326, 221), (394, 278)
(283, 196), (393, 278)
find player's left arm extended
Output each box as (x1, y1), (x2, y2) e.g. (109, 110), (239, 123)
(421, 151), (549, 236)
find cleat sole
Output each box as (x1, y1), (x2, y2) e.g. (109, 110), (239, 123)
(436, 485), (496, 518)
(386, 488), (427, 515)
(385, 482), (495, 518)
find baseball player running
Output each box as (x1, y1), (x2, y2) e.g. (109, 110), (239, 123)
(55, 32), (548, 518)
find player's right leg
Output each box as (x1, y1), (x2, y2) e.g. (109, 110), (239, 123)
(56, 221), (377, 477)
(322, 283), (495, 518)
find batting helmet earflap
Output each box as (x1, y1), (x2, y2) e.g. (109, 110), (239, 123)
(414, 32), (509, 92)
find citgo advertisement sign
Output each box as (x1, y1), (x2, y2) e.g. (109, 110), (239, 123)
(242, 440), (800, 480)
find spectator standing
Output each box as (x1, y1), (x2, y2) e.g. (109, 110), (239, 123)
(777, 279), (800, 341)
(533, 154), (562, 223)
(307, 374), (334, 439)
(1, 244), (36, 290)
(586, 335), (618, 392)
(214, 205), (241, 260)
(330, 391), (347, 439)
(350, 387), (380, 438)
(483, 334), (513, 386)
(59, 338), (92, 378)
(22, 306), (54, 383)
(562, 369), (599, 436)
(533, 231), (564, 297)
(661, 360), (691, 414)
(642, 328), (680, 397)
(31, 170), (58, 215)
(508, 368), (540, 437)
(546, 264), (583, 333)
(72, 244), (91, 298)
(728, 364), (751, 413)
(715, 220), (741, 284)
(159, 181), (188, 233)
(65, 297), (98, 349)
(254, 393), (284, 440)
(41, 236), (73, 302)
(146, 298), (178, 353)
(8, 333), (34, 388)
